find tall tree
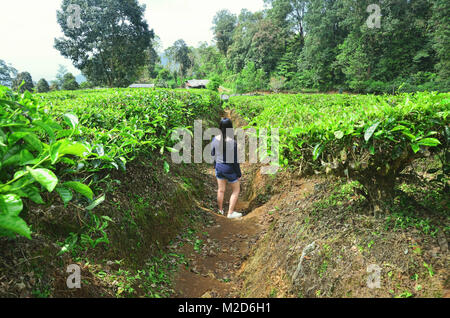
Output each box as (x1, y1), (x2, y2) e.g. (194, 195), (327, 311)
(12, 72), (34, 93)
(227, 9), (261, 73)
(55, 64), (68, 90)
(249, 18), (284, 73)
(298, 0), (347, 90)
(431, 0), (450, 83)
(212, 10), (238, 56)
(36, 79), (50, 93)
(0, 60), (18, 87)
(265, 0), (307, 36)
(165, 39), (192, 80)
(190, 42), (226, 78)
(54, 0), (154, 87)
(61, 73), (80, 90)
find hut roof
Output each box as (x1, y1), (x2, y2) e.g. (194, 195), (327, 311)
(128, 84), (155, 88)
(185, 79), (210, 88)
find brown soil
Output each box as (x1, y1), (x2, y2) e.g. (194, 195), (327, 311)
(171, 160), (318, 298)
(171, 108), (318, 298)
(0, 153), (216, 298)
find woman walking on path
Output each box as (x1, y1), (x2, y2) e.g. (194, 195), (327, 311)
(211, 118), (243, 219)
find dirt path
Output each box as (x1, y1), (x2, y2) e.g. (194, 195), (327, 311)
(172, 164), (264, 298)
(171, 109), (315, 298)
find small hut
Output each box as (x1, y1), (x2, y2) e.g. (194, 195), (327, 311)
(185, 79), (210, 89)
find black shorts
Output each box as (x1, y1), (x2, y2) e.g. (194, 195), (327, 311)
(215, 163), (239, 183)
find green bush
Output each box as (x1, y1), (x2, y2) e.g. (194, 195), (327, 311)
(0, 87), (96, 239)
(1, 86), (222, 239)
(80, 81), (95, 89)
(229, 92), (449, 213)
(207, 75), (222, 92)
(235, 62), (267, 93)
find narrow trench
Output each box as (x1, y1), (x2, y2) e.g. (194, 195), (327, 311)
(171, 163), (265, 298)
(169, 109), (259, 297)
(170, 109), (286, 298)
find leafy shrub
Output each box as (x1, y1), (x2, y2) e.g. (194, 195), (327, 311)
(0, 87), (96, 239)
(207, 74), (222, 92)
(235, 62), (267, 93)
(229, 92), (449, 213)
(38, 88), (222, 164)
(1, 86), (222, 240)
(80, 81), (95, 90)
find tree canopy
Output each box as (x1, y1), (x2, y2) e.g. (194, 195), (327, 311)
(62, 73), (80, 90)
(70, 0), (449, 93)
(0, 60), (18, 88)
(12, 72), (34, 93)
(165, 39), (192, 80)
(212, 10), (237, 56)
(160, 0), (449, 93)
(54, 0), (154, 87)
(36, 78), (50, 93)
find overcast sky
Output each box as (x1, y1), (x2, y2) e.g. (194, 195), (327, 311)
(0, 0), (265, 82)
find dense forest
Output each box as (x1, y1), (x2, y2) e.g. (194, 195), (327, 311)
(1, 0), (448, 94)
(147, 0), (450, 94)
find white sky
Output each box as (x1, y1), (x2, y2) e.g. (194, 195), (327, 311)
(0, 0), (265, 82)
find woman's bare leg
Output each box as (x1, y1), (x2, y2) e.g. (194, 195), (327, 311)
(217, 178), (227, 212)
(228, 181), (240, 216)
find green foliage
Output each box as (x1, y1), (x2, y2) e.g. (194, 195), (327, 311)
(229, 92), (449, 211)
(37, 88), (222, 169)
(155, 69), (173, 88)
(0, 86), (96, 239)
(12, 72), (34, 93)
(0, 60), (18, 87)
(198, 1), (449, 93)
(235, 62), (267, 93)
(36, 79), (50, 93)
(61, 73), (79, 91)
(430, 0), (450, 82)
(58, 213), (111, 256)
(207, 74), (222, 92)
(1, 85), (221, 240)
(79, 81), (94, 90)
(54, 0), (154, 87)
(212, 10), (237, 56)
(165, 39), (192, 80)
(189, 43), (228, 79)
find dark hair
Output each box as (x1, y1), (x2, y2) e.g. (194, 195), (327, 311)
(219, 118), (233, 162)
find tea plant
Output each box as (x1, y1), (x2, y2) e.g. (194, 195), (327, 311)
(0, 87), (96, 239)
(1, 86), (222, 240)
(229, 92), (449, 213)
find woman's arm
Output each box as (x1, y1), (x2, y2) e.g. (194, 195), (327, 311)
(211, 137), (216, 169)
(233, 141), (242, 178)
